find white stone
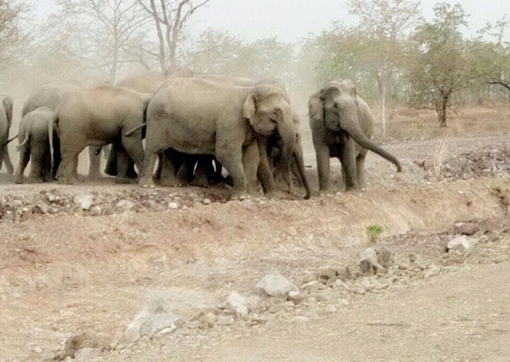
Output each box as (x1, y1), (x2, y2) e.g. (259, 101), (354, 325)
(73, 194), (94, 210)
(115, 199), (135, 210)
(217, 314), (234, 326)
(168, 202), (178, 209)
(121, 297), (179, 344)
(447, 236), (471, 251)
(256, 272), (298, 297)
(75, 348), (101, 361)
(202, 198), (211, 205)
(224, 291), (249, 311)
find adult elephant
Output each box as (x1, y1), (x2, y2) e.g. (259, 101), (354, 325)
(15, 107), (54, 183)
(138, 78), (296, 198)
(0, 95), (14, 174)
(53, 85), (151, 183)
(308, 80), (402, 193)
(267, 112), (311, 199)
(21, 81), (106, 179)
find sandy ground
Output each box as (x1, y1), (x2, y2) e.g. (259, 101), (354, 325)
(1, 116), (510, 361)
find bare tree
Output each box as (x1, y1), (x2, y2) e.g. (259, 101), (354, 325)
(138, 0), (211, 73)
(349, 0), (421, 136)
(52, 0), (150, 83)
(0, 0), (29, 69)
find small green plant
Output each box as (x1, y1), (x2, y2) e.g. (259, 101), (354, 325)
(366, 224), (384, 244)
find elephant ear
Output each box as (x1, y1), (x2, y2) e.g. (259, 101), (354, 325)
(308, 90), (324, 121)
(243, 92), (258, 124)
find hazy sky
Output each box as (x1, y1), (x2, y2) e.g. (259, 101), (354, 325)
(35, 0), (509, 42)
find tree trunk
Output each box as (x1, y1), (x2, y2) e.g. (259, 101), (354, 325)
(437, 95), (448, 127)
(381, 85), (386, 137)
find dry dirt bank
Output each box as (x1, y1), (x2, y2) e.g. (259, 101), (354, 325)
(0, 177), (508, 361)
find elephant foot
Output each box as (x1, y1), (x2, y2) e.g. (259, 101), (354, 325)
(190, 178), (209, 188)
(14, 178), (23, 184)
(230, 191), (248, 201)
(139, 177), (155, 188)
(115, 177), (137, 185)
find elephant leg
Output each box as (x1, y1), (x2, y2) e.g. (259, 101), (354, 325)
(29, 144), (46, 182)
(216, 145), (247, 199)
(88, 146), (102, 180)
(191, 156), (212, 188)
(243, 142), (260, 196)
(340, 139), (358, 192)
(120, 134), (144, 179)
(15, 145), (30, 184)
(3, 147), (14, 175)
(104, 144), (117, 176)
(256, 139), (275, 197)
(159, 149), (184, 186)
(176, 156), (195, 186)
(126, 159), (137, 178)
(57, 138), (83, 184)
(315, 143), (331, 193)
(51, 132), (61, 180)
(357, 151), (367, 191)
(114, 144), (135, 184)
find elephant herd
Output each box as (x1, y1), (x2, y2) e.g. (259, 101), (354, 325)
(0, 72), (402, 199)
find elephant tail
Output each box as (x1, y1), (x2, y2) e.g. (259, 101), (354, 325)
(124, 123), (146, 137)
(16, 135), (28, 151)
(1, 135), (17, 147)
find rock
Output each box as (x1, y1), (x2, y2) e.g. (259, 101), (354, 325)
(424, 265), (441, 278)
(33, 346), (42, 354)
(34, 201), (49, 214)
(74, 348), (101, 361)
(202, 312), (217, 328)
(202, 198), (212, 205)
(90, 205), (101, 216)
(447, 236), (471, 252)
(288, 291), (304, 302)
(223, 291), (250, 312)
(115, 199), (136, 211)
(121, 296), (180, 344)
(62, 332), (100, 359)
(236, 306), (250, 317)
(318, 268), (337, 282)
(217, 314), (234, 326)
(168, 202), (178, 209)
(246, 295), (265, 312)
(377, 248), (394, 269)
(73, 194), (94, 210)
(148, 255), (167, 270)
(256, 272), (298, 298)
(453, 223), (480, 236)
(358, 248), (381, 275)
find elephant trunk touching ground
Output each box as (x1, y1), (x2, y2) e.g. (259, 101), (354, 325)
(336, 116), (402, 172)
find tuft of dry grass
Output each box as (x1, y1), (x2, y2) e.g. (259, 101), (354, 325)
(433, 133), (450, 179)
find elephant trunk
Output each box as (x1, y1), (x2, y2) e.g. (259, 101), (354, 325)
(277, 116), (295, 189)
(293, 144), (311, 199)
(342, 118), (402, 172)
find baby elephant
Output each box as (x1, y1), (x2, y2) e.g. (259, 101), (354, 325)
(15, 107), (54, 183)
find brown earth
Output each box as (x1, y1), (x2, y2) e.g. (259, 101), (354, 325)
(0, 108), (510, 362)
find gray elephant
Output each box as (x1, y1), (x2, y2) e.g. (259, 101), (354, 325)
(15, 107), (54, 183)
(53, 85), (152, 183)
(138, 78), (296, 198)
(22, 81), (108, 179)
(0, 95), (15, 175)
(308, 80), (402, 193)
(267, 112), (311, 199)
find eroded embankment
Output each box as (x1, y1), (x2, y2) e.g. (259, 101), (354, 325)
(0, 178), (507, 295)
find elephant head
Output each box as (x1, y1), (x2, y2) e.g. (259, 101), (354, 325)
(243, 84), (295, 187)
(309, 80), (402, 172)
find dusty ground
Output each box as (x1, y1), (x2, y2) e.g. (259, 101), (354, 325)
(1, 110), (510, 361)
